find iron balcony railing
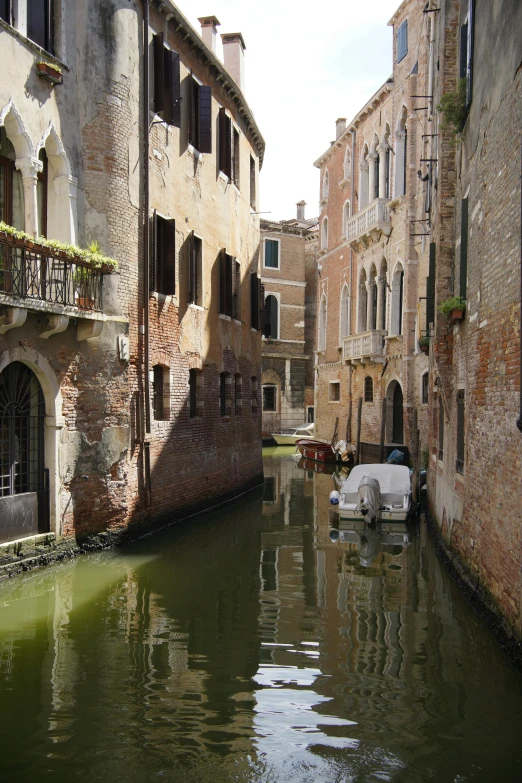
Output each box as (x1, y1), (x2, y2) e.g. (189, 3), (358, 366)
(346, 198), (391, 243)
(0, 237), (104, 311)
(342, 329), (387, 362)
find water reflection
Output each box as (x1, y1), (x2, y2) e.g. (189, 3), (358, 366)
(0, 452), (521, 782)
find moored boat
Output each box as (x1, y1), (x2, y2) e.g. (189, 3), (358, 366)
(337, 463), (412, 522)
(271, 422), (314, 446)
(295, 438), (337, 463)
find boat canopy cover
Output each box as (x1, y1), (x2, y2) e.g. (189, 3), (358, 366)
(341, 464), (411, 505)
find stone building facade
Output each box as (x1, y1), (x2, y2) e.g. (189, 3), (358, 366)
(313, 0), (431, 459)
(260, 203), (317, 438)
(426, 0), (522, 648)
(0, 1), (265, 545)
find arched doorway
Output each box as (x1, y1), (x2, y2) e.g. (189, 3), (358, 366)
(386, 380), (404, 444)
(0, 362), (48, 542)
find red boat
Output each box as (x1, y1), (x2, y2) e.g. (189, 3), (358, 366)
(295, 438), (336, 463)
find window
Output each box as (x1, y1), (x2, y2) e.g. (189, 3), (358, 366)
(250, 156), (256, 209)
(342, 201), (351, 237)
(364, 376), (373, 403)
(234, 373), (242, 415)
(36, 148), (48, 237)
(251, 375), (258, 413)
(153, 33), (181, 126)
(426, 242), (436, 331)
(343, 147), (351, 180)
(456, 390), (465, 474)
(263, 384), (276, 412)
(460, 0), (474, 106)
(422, 372), (429, 405)
(0, 127), (24, 230)
(318, 296), (326, 351)
(397, 19), (408, 63)
(28, 0), (54, 53)
(188, 233), (202, 306)
(307, 406), (314, 423)
(459, 198), (468, 299)
(151, 211), (175, 296)
(189, 369), (204, 418)
(188, 76), (212, 154)
(322, 170), (329, 201)
(153, 365), (169, 421)
(321, 217), (328, 251)
(264, 295), (278, 339)
(329, 382), (340, 402)
(394, 107), (408, 198)
(250, 273), (264, 330)
(220, 372), (231, 417)
(219, 251), (240, 318)
(263, 238), (279, 269)
(0, 1), (11, 24)
(340, 284), (350, 339)
(390, 264), (404, 336)
(232, 127), (240, 188)
(438, 398), (444, 461)
(360, 146), (369, 208)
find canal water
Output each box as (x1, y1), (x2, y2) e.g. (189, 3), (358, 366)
(1, 449), (521, 783)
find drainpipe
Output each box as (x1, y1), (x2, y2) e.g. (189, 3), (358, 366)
(518, 140), (522, 432)
(143, 0), (151, 435)
(347, 128), (356, 443)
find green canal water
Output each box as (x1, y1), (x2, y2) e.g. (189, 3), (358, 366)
(1, 450), (521, 782)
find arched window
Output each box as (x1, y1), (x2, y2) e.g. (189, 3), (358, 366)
(321, 217), (328, 250)
(322, 169), (329, 200)
(390, 263), (405, 335)
(318, 296), (327, 351)
(264, 294), (279, 339)
(359, 145), (369, 209)
(369, 266), (378, 330)
(382, 125), (391, 199)
(340, 284), (350, 339)
(37, 148), (48, 237)
(343, 146), (351, 180)
(364, 376), (374, 403)
(0, 126), (24, 230)
(394, 106), (408, 198)
(358, 269), (367, 333)
(379, 260), (388, 331)
(370, 135), (380, 202)
(342, 200), (351, 237)
(0, 362), (45, 500)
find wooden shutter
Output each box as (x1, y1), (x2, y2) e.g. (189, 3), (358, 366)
(250, 273), (257, 328)
(188, 231), (194, 303)
(459, 199), (468, 298)
(466, 0), (474, 106)
(153, 33), (165, 115)
(198, 86), (212, 154)
(219, 250), (227, 314)
(151, 210), (158, 293)
(225, 253), (233, 316)
(164, 49), (181, 127)
(162, 219), (176, 296)
(259, 281), (265, 334)
(250, 156), (256, 208)
(426, 247), (434, 332)
(188, 77), (196, 148)
(219, 107), (232, 178)
(233, 260), (241, 319)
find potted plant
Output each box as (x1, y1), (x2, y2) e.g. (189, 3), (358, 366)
(438, 295), (466, 324)
(36, 60), (63, 85)
(419, 335), (430, 354)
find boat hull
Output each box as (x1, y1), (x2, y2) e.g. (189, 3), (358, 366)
(296, 439), (336, 463)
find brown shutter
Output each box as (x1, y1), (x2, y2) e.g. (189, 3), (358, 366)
(198, 85), (212, 154)
(250, 273), (257, 328)
(233, 259), (241, 320)
(151, 210), (158, 293)
(153, 33), (165, 115)
(219, 250), (226, 314)
(219, 107), (232, 178)
(188, 76), (196, 148)
(164, 49), (181, 127)
(259, 281), (265, 333)
(188, 230), (194, 303)
(163, 219), (176, 296)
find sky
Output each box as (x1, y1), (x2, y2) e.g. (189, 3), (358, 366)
(185, 0), (399, 222)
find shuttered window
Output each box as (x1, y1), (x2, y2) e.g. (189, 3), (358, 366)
(397, 19), (408, 63)
(250, 156), (256, 209)
(189, 78), (212, 154)
(232, 259), (241, 320)
(456, 390), (465, 474)
(219, 251), (234, 317)
(219, 108), (232, 178)
(426, 242), (436, 331)
(459, 198), (468, 299)
(250, 273), (260, 329)
(188, 233), (202, 306)
(232, 128), (240, 188)
(153, 34), (181, 127)
(28, 0), (54, 53)
(264, 239), (279, 269)
(152, 211), (176, 296)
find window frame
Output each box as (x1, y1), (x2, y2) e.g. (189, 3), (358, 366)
(152, 364), (170, 421)
(188, 74), (212, 154)
(263, 292), (280, 340)
(151, 210), (176, 296)
(263, 237), (280, 270)
(456, 389), (465, 474)
(262, 384), (277, 412)
(364, 376), (374, 403)
(152, 33), (181, 127)
(328, 381), (340, 403)
(421, 371), (429, 405)
(188, 232), (203, 306)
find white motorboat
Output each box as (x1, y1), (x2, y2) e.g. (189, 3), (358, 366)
(271, 422), (314, 446)
(337, 463), (411, 522)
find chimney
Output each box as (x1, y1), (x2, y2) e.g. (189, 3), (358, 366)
(198, 16), (220, 53)
(296, 201), (306, 221)
(336, 118), (347, 139)
(221, 32), (246, 91)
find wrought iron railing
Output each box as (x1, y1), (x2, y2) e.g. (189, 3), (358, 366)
(0, 238), (104, 311)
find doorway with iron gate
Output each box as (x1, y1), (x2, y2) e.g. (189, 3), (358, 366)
(0, 361), (49, 543)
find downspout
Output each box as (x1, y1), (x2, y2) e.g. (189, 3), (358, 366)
(347, 128), (356, 444)
(517, 142), (522, 432)
(143, 0), (151, 435)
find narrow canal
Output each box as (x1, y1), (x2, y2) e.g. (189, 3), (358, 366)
(1, 449), (521, 782)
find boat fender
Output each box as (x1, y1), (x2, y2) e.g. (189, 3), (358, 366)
(330, 490), (340, 505)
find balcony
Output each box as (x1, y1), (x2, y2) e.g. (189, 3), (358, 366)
(346, 198), (391, 249)
(342, 329), (387, 364)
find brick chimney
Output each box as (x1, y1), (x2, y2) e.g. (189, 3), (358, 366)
(336, 118), (347, 139)
(198, 16), (220, 53)
(221, 32), (246, 91)
(296, 200), (306, 221)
